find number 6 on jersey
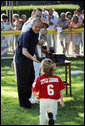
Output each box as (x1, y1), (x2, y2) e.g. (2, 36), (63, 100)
(47, 84), (54, 96)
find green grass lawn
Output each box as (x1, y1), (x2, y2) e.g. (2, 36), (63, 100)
(1, 57), (84, 125)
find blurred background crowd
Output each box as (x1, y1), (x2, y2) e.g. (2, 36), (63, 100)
(1, 7), (84, 56)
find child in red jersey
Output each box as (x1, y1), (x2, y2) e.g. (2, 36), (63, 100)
(32, 58), (65, 125)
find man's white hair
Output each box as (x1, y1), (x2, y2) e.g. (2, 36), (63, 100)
(31, 18), (43, 25)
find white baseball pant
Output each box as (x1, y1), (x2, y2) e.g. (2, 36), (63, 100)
(40, 99), (58, 125)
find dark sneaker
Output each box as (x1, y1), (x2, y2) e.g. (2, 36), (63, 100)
(48, 112), (55, 125)
(22, 103), (32, 109)
(20, 100), (32, 109)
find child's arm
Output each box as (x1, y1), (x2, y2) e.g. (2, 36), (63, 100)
(32, 91), (37, 103)
(60, 91), (65, 107)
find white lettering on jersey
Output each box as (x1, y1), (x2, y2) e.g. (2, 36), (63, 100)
(49, 78), (59, 83)
(47, 84), (54, 96)
(40, 78), (59, 85)
(41, 79), (46, 84)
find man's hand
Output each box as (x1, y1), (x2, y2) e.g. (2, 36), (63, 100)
(33, 57), (40, 63)
(22, 47), (40, 63)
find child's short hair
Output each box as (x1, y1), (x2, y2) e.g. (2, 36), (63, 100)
(40, 58), (56, 76)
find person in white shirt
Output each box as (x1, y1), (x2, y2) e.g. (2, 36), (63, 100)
(46, 9), (59, 53)
(76, 8), (84, 55)
(57, 12), (70, 54)
(42, 7), (49, 23)
(1, 14), (12, 31)
(22, 8), (42, 33)
(1, 14), (13, 55)
(52, 9), (59, 19)
(76, 8), (83, 23)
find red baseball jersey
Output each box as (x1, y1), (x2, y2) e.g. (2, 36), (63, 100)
(32, 74), (65, 100)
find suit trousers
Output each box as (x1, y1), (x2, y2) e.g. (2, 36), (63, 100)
(15, 62), (35, 106)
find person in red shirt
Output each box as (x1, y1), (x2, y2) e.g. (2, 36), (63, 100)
(32, 58), (65, 125)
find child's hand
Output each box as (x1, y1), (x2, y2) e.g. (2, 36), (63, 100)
(60, 100), (65, 107)
(36, 92), (39, 99)
(33, 99), (35, 104)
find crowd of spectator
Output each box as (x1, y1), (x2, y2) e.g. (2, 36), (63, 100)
(1, 7), (84, 55)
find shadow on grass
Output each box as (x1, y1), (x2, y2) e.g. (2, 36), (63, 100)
(66, 56), (84, 70)
(1, 59), (13, 67)
(1, 95), (39, 125)
(1, 72), (15, 77)
(56, 98), (84, 125)
(1, 80), (16, 87)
